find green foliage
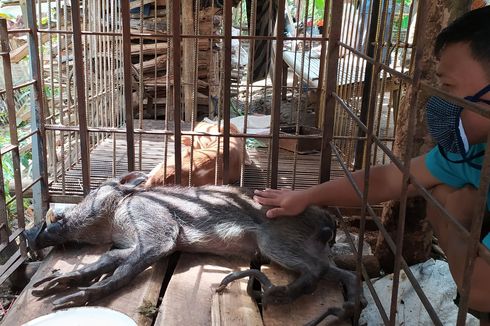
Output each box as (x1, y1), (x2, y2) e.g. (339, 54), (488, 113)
(314, 0), (324, 12)
(0, 128), (33, 223)
(232, 1), (248, 31)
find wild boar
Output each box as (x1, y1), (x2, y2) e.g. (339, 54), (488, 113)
(25, 172), (363, 325)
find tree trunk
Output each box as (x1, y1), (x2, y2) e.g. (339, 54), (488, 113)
(374, 0), (472, 273)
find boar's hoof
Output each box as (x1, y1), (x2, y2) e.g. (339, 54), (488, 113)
(32, 272), (78, 298)
(304, 307), (345, 326)
(51, 288), (92, 310)
(263, 285), (293, 305)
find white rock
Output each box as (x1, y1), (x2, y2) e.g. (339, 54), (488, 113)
(359, 259), (479, 325)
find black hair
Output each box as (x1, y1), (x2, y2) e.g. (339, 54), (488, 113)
(434, 6), (490, 77)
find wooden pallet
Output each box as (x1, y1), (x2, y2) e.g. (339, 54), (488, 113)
(3, 247), (350, 326)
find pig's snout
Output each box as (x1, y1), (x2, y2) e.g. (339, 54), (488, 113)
(24, 221), (66, 251)
(24, 221), (47, 251)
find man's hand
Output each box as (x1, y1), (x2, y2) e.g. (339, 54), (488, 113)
(253, 189), (309, 218)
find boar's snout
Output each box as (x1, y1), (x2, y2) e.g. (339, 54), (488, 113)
(24, 220), (66, 251)
(24, 221), (47, 251)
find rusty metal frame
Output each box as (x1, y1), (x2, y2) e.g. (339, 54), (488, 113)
(0, 1), (487, 325)
(0, 17), (41, 284)
(23, 0), (49, 225)
(70, 0), (91, 194)
(328, 1), (490, 325)
(121, 0), (135, 173)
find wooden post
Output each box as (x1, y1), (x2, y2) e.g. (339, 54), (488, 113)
(121, 0), (135, 171)
(182, 0), (195, 122)
(166, 0), (174, 121)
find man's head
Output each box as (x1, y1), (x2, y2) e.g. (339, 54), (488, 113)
(434, 6), (490, 144)
(435, 6), (490, 81)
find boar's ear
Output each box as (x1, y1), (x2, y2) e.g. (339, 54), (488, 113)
(119, 171), (148, 188)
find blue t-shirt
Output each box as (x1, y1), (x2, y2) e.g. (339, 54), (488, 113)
(425, 143), (490, 249)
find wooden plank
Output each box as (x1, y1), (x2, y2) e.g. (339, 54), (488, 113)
(261, 264), (350, 326)
(3, 245), (167, 326)
(134, 54), (167, 74)
(130, 17), (166, 32)
(211, 287), (264, 326)
(283, 50), (320, 88)
(130, 0), (165, 10)
(155, 253), (261, 326)
(182, 0), (195, 122)
(210, 266), (264, 326)
(97, 258), (168, 325)
(131, 42), (168, 56)
(10, 34), (50, 64)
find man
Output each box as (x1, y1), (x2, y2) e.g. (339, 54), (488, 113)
(254, 6), (490, 322)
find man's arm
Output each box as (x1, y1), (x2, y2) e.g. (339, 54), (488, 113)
(254, 154), (441, 218)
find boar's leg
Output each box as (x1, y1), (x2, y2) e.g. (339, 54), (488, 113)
(32, 247), (134, 298)
(31, 212), (180, 309)
(305, 265), (366, 326)
(48, 235), (178, 309)
(258, 239), (324, 305)
(217, 269), (274, 294)
(49, 248), (169, 309)
(217, 244), (323, 305)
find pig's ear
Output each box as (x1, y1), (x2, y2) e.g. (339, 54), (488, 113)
(119, 171), (148, 188)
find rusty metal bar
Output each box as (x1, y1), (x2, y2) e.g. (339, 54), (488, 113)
(319, 0), (343, 183)
(0, 144), (18, 156)
(290, 0), (310, 189)
(0, 229), (24, 253)
(137, 0), (144, 171)
(331, 139), (444, 325)
(420, 81), (490, 119)
(315, 2), (328, 109)
(56, 0), (66, 195)
(7, 28), (31, 33)
(331, 207), (390, 324)
(333, 91), (405, 168)
(417, 186), (490, 264)
(7, 182), (41, 206)
(456, 132), (490, 325)
(356, 5), (385, 318)
(222, 0), (232, 185)
(0, 152), (9, 247)
(5, 177), (42, 205)
(0, 249), (27, 285)
(332, 90), (490, 266)
(70, 0), (91, 194)
(236, 1), (246, 187)
(389, 0), (428, 323)
(19, 0), (48, 221)
(110, 0), (117, 176)
(354, 0), (381, 170)
(0, 79), (37, 96)
(172, 0), (182, 184)
(121, 0), (135, 172)
(44, 122), (388, 141)
(269, 0), (285, 189)
(17, 129), (39, 144)
(0, 19), (27, 257)
(37, 28), (330, 42)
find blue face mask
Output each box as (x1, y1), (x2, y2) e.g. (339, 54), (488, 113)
(426, 84), (490, 169)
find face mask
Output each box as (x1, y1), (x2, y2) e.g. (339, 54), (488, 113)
(426, 84), (490, 169)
